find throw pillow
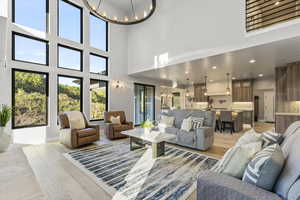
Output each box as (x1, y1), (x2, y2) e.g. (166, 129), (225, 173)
(191, 117), (204, 130)
(160, 115), (175, 128)
(212, 141), (262, 179)
(262, 130), (284, 148)
(242, 144), (285, 191)
(236, 129), (263, 146)
(67, 111), (86, 129)
(181, 117), (192, 132)
(111, 116), (121, 124)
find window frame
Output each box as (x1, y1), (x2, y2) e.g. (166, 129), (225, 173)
(12, 32), (49, 66)
(57, 74), (83, 114)
(57, 44), (83, 72)
(89, 53), (108, 76)
(89, 79), (109, 121)
(12, 68), (49, 129)
(57, 0), (83, 44)
(90, 13), (109, 52)
(12, 0), (49, 32)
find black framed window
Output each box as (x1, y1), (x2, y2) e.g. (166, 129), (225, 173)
(13, 0), (48, 32)
(90, 53), (108, 75)
(90, 79), (108, 121)
(90, 14), (108, 51)
(58, 0), (82, 43)
(12, 32), (48, 65)
(58, 75), (82, 113)
(58, 45), (82, 71)
(12, 69), (49, 129)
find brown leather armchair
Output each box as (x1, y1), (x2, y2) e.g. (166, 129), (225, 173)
(104, 111), (134, 140)
(58, 111), (100, 148)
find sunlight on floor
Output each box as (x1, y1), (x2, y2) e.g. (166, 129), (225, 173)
(13, 126), (47, 145)
(112, 148), (156, 200)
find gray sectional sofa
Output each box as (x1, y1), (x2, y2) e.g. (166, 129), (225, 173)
(162, 109), (216, 151)
(197, 121), (300, 200)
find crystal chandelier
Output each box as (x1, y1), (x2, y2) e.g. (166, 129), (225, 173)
(83, 0), (156, 25)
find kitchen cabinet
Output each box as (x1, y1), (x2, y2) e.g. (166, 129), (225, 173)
(232, 79), (253, 102)
(194, 84), (207, 102)
(243, 111), (253, 127)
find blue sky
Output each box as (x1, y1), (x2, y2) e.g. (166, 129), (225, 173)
(14, 0), (107, 70)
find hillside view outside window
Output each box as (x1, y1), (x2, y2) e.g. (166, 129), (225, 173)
(12, 70), (48, 128)
(90, 79), (108, 120)
(58, 45), (82, 71)
(90, 53), (107, 75)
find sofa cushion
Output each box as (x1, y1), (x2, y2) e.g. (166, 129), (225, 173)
(169, 110), (192, 128)
(177, 130), (195, 147)
(110, 116), (121, 124)
(236, 129), (263, 146)
(262, 130), (283, 148)
(160, 115), (175, 128)
(243, 144), (285, 191)
(212, 141), (262, 179)
(181, 117), (192, 132)
(288, 179), (300, 200)
(191, 117), (204, 130)
(275, 130), (300, 199)
(77, 128), (97, 138)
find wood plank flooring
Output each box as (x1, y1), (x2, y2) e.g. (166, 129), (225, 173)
(0, 122), (274, 200)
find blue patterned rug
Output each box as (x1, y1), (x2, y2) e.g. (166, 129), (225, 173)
(64, 141), (218, 200)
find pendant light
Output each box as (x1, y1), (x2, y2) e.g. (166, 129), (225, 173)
(226, 73), (231, 95)
(204, 76), (208, 96)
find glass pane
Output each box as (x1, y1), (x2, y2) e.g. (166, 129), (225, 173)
(58, 76), (82, 113)
(58, 46), (82, 71)
(145, 86), (155, 121)
(90, 54), (107, 75)
(59, 0), (82, 43)
(134, 85), (145, 125)
(14, 0), (47, 31)
(90, 80), (108, 120)
(14, 34), (47, 65)
(90, 14), (107, 51)
(13, 70), (48, 128)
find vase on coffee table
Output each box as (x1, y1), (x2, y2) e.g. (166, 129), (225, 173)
(0, 126), (11, 152)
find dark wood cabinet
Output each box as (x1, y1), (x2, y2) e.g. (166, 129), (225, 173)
(194, 84), (207, 102)
(286, 63), (300, 101)
(243, 111), (253, 127)
(232, 79), (253, 102)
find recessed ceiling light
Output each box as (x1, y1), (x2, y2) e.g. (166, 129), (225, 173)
(232, 77), (236, 80)
(275, 1), (280, 6)
(185, 71), (189, 74)
(209, 80), (214, 82)
(162, 75), (167, 79)
(212, 66), (217, 69)
(258, 74), (264, 77)
(249, 59), (256, 64)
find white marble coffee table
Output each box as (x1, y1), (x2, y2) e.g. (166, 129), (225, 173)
(122, 128), (176, 158)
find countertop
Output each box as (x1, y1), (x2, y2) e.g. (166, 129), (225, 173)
(275, 112), (300, 116)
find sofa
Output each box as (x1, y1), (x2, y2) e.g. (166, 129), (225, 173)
(104, 111), (134, 140)
(59, 111), (100, 148)
(161, 109), (216, 151)
(197, 121), (300, 200)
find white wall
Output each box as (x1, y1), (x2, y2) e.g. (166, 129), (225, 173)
(127, 0), (300, 74)
(0, 0), (160, 142)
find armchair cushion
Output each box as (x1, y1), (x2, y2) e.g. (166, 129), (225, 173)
(77, 128), (97, 138)
(197, 171), (282, 200)
(113, 124), (132, 132)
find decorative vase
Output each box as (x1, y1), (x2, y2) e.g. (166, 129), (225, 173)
(143, 127), (151, 135)
(0, 126), (11, 153)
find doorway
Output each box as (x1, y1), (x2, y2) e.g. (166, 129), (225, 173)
(134, 83), (155, 125)
(264, 91), (275, 122)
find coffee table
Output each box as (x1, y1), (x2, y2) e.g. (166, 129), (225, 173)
(122, 128), (176, 159)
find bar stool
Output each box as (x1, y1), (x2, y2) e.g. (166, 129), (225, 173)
(220, 111), (234, 134)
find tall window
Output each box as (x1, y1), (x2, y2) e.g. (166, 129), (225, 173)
(90, 53), (108, 75)
(58, 75), (82, 113)
(90, 80), (108, 120)
(58, 0), (82, 43)
(12, 70), (48, 129)
(13, 0), (48, 32)
(58, 45), (82, 71)
(13, 33), (48, 65)
(90, 14), (107, 51)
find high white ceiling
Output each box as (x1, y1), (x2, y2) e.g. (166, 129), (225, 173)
(131, 36), (300, 86)
(100, 0), (152, 14)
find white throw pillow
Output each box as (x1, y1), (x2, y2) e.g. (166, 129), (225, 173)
(212, 141), (262, 179)
(236, 129), (262, 146)
(67, 111), (86, 129)
(160, 115), (175, 128)
(111, 116), (121, 124)
(181, 117), (192, 132)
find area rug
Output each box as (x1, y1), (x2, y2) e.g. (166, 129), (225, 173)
(63, 142), (218, 200)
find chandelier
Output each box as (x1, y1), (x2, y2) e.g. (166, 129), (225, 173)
(83, 0), (156, 25)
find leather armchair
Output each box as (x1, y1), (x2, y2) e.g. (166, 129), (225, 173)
(58, 111), (100, 148)
(104, 111), (134, 140)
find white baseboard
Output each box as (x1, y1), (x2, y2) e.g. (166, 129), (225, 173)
(46, 137), (59, 143)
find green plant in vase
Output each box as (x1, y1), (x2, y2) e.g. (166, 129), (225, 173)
(0, 105), (11, 127)
(140, 120), (154, 129)
(0, 105), (12, 153)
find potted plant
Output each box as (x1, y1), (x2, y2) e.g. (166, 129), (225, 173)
(0, 105), (12, 152)
(140, 120), (154, 135)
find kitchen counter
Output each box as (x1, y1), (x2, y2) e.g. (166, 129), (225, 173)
(276, 112), (300, 116)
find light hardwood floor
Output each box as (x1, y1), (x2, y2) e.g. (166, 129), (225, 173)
(0, 122), (274, 200)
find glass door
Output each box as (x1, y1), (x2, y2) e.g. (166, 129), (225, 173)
(134, 83), (155, 125)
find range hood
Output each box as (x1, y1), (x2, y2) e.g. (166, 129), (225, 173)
(206, 92), (230, 96)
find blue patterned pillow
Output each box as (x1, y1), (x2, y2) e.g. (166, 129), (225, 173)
(242, 144), (285, 191)
(191, 117), (204, 130)
(262, 130), (284, 148)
